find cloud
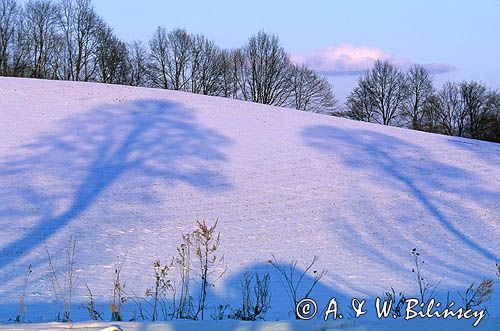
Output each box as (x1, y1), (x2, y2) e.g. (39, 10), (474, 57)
(420, 63), (456, 74)
(291, 44), (455, 76)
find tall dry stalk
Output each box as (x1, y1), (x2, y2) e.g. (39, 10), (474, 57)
(192, 219), (226, 320)
(45, 236), (77, 326)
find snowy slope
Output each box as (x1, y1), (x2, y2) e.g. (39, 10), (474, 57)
(0, 77), (499, 328)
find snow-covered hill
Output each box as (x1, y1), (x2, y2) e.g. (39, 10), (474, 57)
(0, 77), (499, 329)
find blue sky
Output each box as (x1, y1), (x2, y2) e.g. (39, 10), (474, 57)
(93, 0), (500, 101)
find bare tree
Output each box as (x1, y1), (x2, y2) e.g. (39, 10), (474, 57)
(128, 40), (149, 86)
(436, 82), (466, 136)
(0, 0), (18, 75)
(404, 65), (434, 130)
(149, 27), (192, 90)
(58, 0), (100, 81)
(289, 64), (337, 114)
(346, 82), (376, 122)
(480, 90), (500, 142)
(10, 6), (31, 77)
(361, 60), (409, 125)
(420, 94), (442, 133)
(149, 26), (169, 89)
(190, 34), (224, 95)
(219, 49), (238, 98)
(94, 22), (129, 84)
(5, 3), (500, 143)
(166, 28), (192, 91)
(238, 31), (292, 106)
(23, 0), (61, 78)
(230, 47), (249, 100)
(460, 81), (492, 139)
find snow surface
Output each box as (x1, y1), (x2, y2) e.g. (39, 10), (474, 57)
(0, 77), (499, 329)
(1, 319), (500, 331)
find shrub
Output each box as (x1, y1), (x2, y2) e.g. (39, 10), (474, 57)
(230, 271), (271, 321)
(268, 255), (327, 319)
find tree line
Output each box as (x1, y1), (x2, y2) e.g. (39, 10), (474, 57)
(345, 61), (500, 142)
(0, 0), (337, 114)
(1, 0), (498, 142)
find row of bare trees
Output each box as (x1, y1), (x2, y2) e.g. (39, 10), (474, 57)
(345, 61), (500, 142)
(1, 0), (497, 141)
(0, 0), (337, 114)
(0, 0), (128, 82)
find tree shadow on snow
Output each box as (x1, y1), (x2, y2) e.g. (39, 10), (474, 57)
(218, 261), (355, 321)
(446, 136), (500, 169)
(300, 125), (499, 281)
(0, 99), (233, 279)
(124, 261), (356, 331)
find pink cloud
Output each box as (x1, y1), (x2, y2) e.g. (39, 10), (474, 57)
(291, 44), (455, 76)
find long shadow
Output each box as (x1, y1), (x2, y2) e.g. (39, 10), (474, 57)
(117, 259), (497, 327)
(219, 261), (500, 323)
(447, 137), (500, 168)
(0, 99), (233, 274)
(219, 261), (354, 321)
(0, 260), (349, 324)
(0, 256), (497, 324)
(300, 125), (498, 266)
(85, 260), (354, 323)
